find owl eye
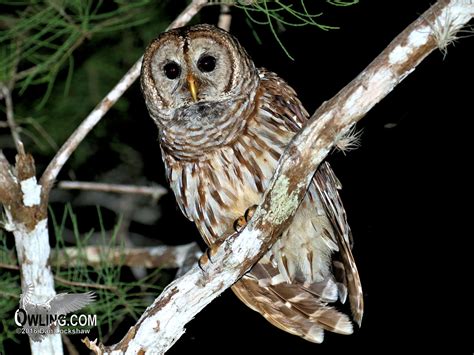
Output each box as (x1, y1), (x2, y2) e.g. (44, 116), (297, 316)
(163, 62), (181, 79)
(197, 55), (216, 73)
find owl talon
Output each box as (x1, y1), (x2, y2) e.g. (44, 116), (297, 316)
(198, 252), (210, 271)
(245, 205), (258, 222)
(198, 243), (220, 272)
(233, 205), (258, 233)
(233, 216), (246, 233)
(207, 244), (220, 263)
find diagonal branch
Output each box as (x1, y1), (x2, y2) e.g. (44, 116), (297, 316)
(83, 1), (474, 354)
(39, 0), (210, 196)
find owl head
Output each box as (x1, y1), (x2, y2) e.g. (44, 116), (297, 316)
(141, 24), (260, 158)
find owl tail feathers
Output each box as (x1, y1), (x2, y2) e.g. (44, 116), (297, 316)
(232, 275), (353, 343)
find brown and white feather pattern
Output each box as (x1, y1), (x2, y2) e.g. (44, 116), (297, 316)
(162, 69), (363, 342)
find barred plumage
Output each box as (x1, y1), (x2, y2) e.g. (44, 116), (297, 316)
(141, 24), (363, 343)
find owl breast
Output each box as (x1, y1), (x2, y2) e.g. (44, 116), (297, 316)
(166, 114), (286, 244)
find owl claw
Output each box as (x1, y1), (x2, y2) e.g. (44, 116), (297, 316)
(233, 205), (258, 232)
(198, 243), (220, 272)
(245, 205), (258, 222)
(198, 252), (210, 271)
(233, 216), (246, 233)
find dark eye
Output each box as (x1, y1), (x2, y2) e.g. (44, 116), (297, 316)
(197, 55), (216, 73)
(163, 62), (181, 79)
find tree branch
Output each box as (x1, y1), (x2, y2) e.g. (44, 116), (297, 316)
(82, 1), (474, 354)
(217, 4), (232, 31)
(51, 243), (200, 269)
(1, 243), (200, 270)
(0, 84), (24, 155)
(39, 0), (210, 196)
(57, 181), (167, 200)
(2, 154), (62, 354)
(1, 243), (199, 270)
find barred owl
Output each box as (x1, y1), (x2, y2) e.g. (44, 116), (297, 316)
(141, 24), (363, 343)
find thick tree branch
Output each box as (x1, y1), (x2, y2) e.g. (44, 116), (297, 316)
(82, 1), (473, 354)
(3, 154), (62, 354)
(39, 0), (209, 196)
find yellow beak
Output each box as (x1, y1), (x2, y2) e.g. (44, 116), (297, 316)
(187, 75), (198, 102)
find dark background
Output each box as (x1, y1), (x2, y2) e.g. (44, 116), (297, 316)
(2, 0), (472, 353)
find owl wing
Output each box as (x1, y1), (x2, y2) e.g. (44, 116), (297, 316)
(259, 68), (363, 323)
(231, 69), (363, 342)
(313, 162), (364, 325)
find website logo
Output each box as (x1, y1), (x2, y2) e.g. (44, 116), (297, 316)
(14, 284), (96, 341)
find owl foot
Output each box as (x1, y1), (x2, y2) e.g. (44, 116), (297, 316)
(233, 205), (258, 232)
(198, 227), (244, 272)
(198, 245), (218, 268)
(199, 204), (257, 272)
(198, 239), (225, 271)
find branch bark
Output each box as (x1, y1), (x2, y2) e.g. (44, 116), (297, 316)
(82, 1), (474, 354)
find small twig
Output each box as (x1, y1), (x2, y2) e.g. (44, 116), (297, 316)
(0, 262), (19, 270)
(57, 181), (167, 200)
(1, 84), (24, 155)
(40, 0), (209, 196)
(218, 4), (232, 31)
